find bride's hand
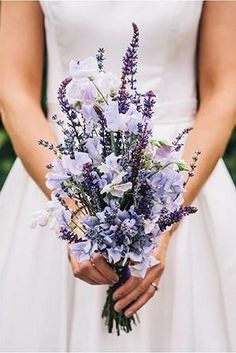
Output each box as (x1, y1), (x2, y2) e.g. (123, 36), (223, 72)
(112, 230), (171, 318)
(68, 251), (119, 285)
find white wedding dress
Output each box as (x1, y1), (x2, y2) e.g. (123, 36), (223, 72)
(0, 1), (236, 351)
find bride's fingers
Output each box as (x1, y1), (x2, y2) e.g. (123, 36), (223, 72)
(70, 255), (111, 285)
(124, 278), (161, 318)
(113, 276), (142, 300)
(113, 262), (164, 300)
(84, 265), (111, 284)
(114, 263), (164, 312)
(91, 254), (119, 283)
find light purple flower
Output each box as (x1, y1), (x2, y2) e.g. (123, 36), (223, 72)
(80, 104), (98, 121)
(70, 239), (97, 262)
(130, 255), (160, 278)
(104, 102), (142, 133)
(45, 158), (68, 191)
(148, 166), (185, 202)
(46, 172), (68, 191)
(104, 102), (126, 131)
(68, 80), (97, 101)
(124, 104), (143, 133)
(85, 136), (102, 165)
(61, 152), (92, 175)
(107, 247), (123, 263)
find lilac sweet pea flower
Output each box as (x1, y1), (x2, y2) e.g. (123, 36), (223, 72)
(125, 104), (143, 133)
(104, 102), (127, 131)
(104, 102), (142, 133)
(80, 104), (98, 122)
(61, 152), (92, 175)
(130, 255), (160, 278)
(85, 137), (102, 165)
(68, 80), (97, 101)
(148, 166), (185, 202)
(46, 171), (68, 191)
(45, 157), (68, 191)
(70, 239), (97, 262)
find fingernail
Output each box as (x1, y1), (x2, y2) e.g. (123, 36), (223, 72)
(112, 294), (120, 301)
(125, 310), (133, 318)
(111, 279), (119, 284)
(114, 304), (121, 312)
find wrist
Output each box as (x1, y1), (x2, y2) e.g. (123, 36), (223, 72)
(159, 230), (171, 251)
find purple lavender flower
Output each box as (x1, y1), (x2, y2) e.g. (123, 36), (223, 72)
(118, 22), (139, 113)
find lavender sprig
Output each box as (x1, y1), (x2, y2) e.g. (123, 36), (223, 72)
(93, 104), (111, 158)
(96, 47), (105, 72)
(57, 77), (82, 156)
(172, 127), (193, 151)
(131, 91), (156, 184)
(142, 90), (156, 121)
(183, 150), (201, 187)
(158, 205), (197, 232)
(38, 139), (57, 154)
(118, 22), (139, 113)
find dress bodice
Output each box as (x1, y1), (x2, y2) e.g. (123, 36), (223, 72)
(40, 0), (203, 122)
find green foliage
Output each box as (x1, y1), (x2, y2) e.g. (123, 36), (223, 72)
(224, 128), (236, 184)
(0, 124), (16, 189)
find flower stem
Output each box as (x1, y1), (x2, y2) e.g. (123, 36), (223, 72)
(102, 265), (140, 335)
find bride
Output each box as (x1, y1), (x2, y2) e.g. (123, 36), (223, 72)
(0, 1), (236, 351)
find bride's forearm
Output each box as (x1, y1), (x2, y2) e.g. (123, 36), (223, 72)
(182, 90), (236, 206)
(0, 94), (58, 198)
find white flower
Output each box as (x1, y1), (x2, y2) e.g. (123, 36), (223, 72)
(69, 57), (98, 80)
(30, 209), (49, 228)
(29, 199), (67, 230)
(101, 171), (132, 198)
(98, 153), (123, 175)
(94, 71), (120, 96)
(101, 180), (132, 198)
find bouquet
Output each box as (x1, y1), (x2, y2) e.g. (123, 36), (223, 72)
(32, 23), (200, 335)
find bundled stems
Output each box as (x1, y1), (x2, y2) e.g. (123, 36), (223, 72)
(102, 265), (139, 336)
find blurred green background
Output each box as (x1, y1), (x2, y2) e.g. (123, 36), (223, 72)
(0, 119), (235, 189)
